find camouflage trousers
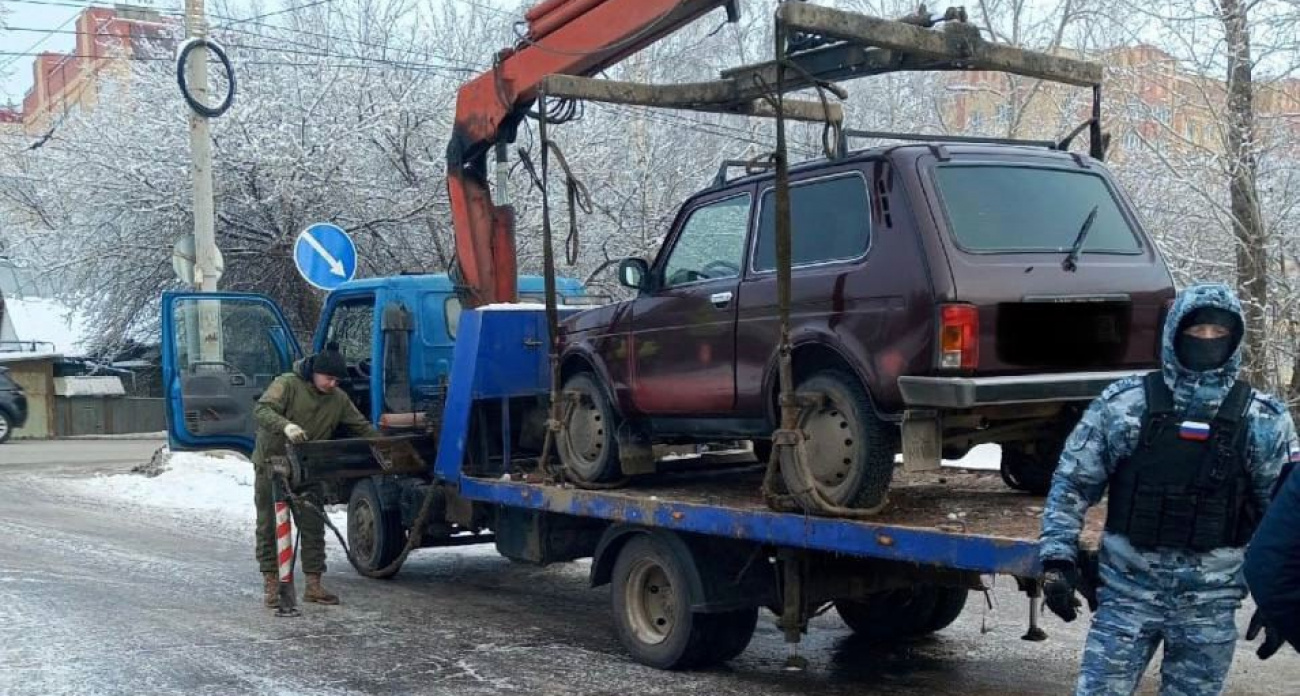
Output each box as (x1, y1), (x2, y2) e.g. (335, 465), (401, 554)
(253, 461), (329, 575)
(1075, 597), (1238, 696)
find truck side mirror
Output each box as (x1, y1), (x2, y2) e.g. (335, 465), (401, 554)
(618, 258), (651, 291)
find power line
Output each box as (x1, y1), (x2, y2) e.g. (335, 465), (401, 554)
(0, 9), (81, 72)
(212, 0), (334, 29)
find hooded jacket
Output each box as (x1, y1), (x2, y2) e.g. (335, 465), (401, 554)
(1040, 283), (1298, 605)
(250, 357), (377, 468)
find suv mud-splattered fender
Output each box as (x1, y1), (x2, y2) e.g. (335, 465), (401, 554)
(758, 328), (894, 425)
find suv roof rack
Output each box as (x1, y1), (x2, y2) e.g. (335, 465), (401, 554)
(711, 158), (776, 189)
(842, 128), (1058, 150)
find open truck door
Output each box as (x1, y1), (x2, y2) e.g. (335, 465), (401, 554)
(161, 292), (302, 455)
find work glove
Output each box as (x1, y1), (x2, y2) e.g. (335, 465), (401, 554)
(284, 423), (309, 443)
(1042, 559), (1086, 623)
(1246, 609), (1286, 660)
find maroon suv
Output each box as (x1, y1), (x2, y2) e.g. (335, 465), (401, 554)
(556, 143), (1174, 510)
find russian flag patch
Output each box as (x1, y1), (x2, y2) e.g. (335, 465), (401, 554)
(1179, 421), (1212, 442)
(1289, 448), (1300, 464)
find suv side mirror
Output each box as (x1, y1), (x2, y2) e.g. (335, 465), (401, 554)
(618, 258), (651, 291)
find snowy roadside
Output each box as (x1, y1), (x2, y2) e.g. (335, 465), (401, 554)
(68, 443), (1003, 525)
(67, 450), (349, 535)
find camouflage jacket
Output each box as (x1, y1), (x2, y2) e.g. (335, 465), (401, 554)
(250, 358), (377, 468)
(1040, 284), (1298, 604)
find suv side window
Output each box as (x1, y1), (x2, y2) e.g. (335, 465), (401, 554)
(753, 174), (871, 272)
(661, 194), (751, 288)
(324, 298), (374, 363)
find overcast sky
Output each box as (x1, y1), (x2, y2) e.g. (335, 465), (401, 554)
(1, 0), (91, 102)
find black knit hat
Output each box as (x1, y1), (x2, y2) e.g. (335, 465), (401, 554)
(311, 348), (348, 380)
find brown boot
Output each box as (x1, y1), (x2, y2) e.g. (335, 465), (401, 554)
(304, 573), (339, 605)
(263, 572), (280, 608)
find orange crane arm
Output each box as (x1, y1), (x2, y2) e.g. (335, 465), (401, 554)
(447, 0), (736, 306)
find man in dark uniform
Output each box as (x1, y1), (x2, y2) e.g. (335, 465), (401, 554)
(252, 346), (376, 607)
(1039, 283), (1297, 695)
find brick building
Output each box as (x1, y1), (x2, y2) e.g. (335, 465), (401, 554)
(14, 5), (170, 136)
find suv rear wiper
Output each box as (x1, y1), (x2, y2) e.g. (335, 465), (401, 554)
(1062, 205), (1099, 272)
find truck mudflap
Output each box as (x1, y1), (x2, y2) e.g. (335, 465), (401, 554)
(898, 370), (1148, 409)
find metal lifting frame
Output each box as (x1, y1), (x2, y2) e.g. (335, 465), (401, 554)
(530, 4), (1107, 508)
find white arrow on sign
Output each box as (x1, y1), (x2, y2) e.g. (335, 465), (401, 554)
(301, 230), (347, 277)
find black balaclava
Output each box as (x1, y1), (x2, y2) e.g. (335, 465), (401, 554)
(1174, 307), (1243, 372)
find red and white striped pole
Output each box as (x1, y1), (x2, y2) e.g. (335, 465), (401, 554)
(275, 498), (300, 616)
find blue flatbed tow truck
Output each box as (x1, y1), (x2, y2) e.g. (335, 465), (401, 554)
(163, 285), (1076, 670)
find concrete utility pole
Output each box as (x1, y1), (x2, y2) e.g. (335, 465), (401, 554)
(183, 0), (222, 364)
(184, 0), (218, 294)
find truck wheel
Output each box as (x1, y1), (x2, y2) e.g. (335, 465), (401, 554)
(347, 480), (405, 579)
(701, 607), (759, 664)
(0, 410), (11, 444)
(1000, 438), (1064, 496)
(835, 588), (938, 641)
(557, 372), (622, 484)
(783, 370), (895, 512)
(611, 535), (715, 669)
(921, 587), (969, 634)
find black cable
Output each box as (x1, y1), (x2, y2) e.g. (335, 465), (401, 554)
(176, 38), (236, 117)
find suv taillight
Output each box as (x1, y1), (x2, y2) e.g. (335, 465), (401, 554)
(940, 304), (979, 370)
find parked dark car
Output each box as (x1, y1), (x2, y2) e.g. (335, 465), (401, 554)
(0, 365), (29, 444)
(554, 143), (1176, 511)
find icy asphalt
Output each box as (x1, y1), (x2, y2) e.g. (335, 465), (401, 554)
(2, 439), (1298, 696)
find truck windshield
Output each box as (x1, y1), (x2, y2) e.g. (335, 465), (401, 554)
(934, 165), (1141, 254)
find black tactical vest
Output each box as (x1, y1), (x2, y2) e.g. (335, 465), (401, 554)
(1105, 372), (1257, 551)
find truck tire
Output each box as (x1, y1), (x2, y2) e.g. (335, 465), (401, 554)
(835, 588), (938, 641)
(700, 607), (759, 664)
(556, 372), (622, 484)
(782, 370), (895, 511)
(835, 585), (966, 641)
(347, 480), (405, 579)
(921, 587), (969, 634)
(0, 409), (12, 444)
(1000, 437), (1065, 496)
(610, 535), (716, 669)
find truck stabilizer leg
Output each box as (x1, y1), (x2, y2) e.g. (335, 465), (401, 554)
(274, 498), (300, 618)
(777, 551), (809, 672)
(1021, 579), (1046, 641)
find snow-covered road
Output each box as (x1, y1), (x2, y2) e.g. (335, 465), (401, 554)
(2, 439), (1297, 696)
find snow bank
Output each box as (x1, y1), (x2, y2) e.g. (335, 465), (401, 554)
(944, 443), (1002, 471)
(79, 451), (257, 516)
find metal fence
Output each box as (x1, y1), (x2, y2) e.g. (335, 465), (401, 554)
(54, 397), (166, 436)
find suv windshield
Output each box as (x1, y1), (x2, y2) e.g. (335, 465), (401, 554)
(934, 165), (1141, 254)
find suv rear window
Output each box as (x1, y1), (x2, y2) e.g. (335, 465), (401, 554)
(754, 174), (871, 271)
(934, 165), (1141, 253)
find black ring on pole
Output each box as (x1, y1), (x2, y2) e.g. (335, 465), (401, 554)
(176, 38), (236, 118)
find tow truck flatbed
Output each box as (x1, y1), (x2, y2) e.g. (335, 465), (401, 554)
(438, 309), (1103, 580)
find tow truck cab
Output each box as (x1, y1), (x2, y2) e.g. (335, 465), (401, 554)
(161, 274), (587, 455)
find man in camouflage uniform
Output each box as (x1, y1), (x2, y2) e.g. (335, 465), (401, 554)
(252, 346), (377, 608)
(1039, 283), (1298, 695)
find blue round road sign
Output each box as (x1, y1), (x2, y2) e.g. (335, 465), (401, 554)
(294, 223), (357, 290)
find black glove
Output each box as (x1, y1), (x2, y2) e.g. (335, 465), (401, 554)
(1042, 559), (1083, 623)
(1246, 610), (1285, 660)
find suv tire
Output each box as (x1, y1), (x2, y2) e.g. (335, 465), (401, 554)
(782, 370), (895, 512)
(556, 372), (623, 484)
(0, 409), (12, 444)
(1000, 433), (1068, 496)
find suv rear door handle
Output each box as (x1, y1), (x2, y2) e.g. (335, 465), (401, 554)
(710, 291), (733, 307)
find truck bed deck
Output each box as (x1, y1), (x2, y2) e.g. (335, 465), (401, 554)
(458, 465), (1105, 577)
(439, 310), (1104, 578)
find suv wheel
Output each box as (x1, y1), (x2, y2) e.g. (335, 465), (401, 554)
(0, 410), (11, 444)
(557, 372), (623, 484)
(1000, 426), (1072, 495)
(783, 370), (895, 512)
